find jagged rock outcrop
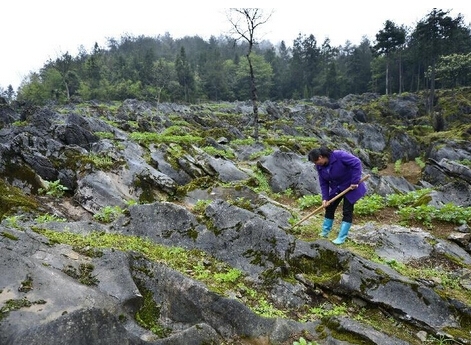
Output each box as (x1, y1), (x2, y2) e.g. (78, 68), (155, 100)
(1, 93), (471, 344)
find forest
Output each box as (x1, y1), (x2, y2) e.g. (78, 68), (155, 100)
(2, 8), (471, 105)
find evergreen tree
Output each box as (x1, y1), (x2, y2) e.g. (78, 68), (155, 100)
(373, 20), (406, 95)
(175, 47), (194, 102)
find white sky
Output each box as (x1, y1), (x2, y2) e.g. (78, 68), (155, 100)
(2, 1), (471, 91)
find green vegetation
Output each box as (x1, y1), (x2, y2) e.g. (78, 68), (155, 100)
(354, 194), (385, 216)
(88, 153), (115, 170)
(1, 231), (19, 241)
(94, 131), (115, 140)
(35, 213), (67, 223)
(0, 180), (38, 220)
(38, 179), (68, 198)
(297, 194), (322, 210)
(309, 303), (347, 318)
(134, 285), (172, 338)
(4, 215), (22, 229)
(201, 146), (235, 159)
(62, 263), (99, 286)
(250, 167), (271, 194)
(129, 132), (204, 146)
(93, 205), (124, 223)
(0, 298), (46, 322)
(33, 229), (285, 319)
(293, 337), (317, 345)
(394, 159), (402, 173)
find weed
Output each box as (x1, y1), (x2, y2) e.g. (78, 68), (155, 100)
(202, 146), (235, 159)
(35, 213), (66, 223)
(251, 167), (270, 193)
(293, 337), (317, 345)
(385, 188), (432, 207)
(394, 159), (402, 173)
(88, 153), (114, 169)
(4, 215), (22, 229)
(297, 194), (322, 210)
(415, 156), (426, 169)
(228, 197), (252, 210)
(425, 334), (462, 344)
(213, 268), (243, 283)
(1, 231), (19, 240)
(93, 205), (124, 223)
(354, 194), (385, 216)
(0, 298), (46, 321)
(38, 180), (68, 198)
(192, 200), (212, 215)
(94, 131), (114, 139)
(249, 147), (274, 160)
(309, 302), (348, 318)
(62, 263), (99, 286)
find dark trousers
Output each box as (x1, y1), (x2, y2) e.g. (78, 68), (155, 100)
(324, 196), (354, 223)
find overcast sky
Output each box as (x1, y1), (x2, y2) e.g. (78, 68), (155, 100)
(2, 1), (471, 91)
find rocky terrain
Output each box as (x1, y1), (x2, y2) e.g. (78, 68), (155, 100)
(1, 90), (471, 345)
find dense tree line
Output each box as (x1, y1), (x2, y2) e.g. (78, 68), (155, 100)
(3, 8), (471, 105)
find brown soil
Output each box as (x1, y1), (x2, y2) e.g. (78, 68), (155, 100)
(378, 161), (423, 185)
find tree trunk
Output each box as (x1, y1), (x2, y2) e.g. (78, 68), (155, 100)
(247, 54), (259, 140)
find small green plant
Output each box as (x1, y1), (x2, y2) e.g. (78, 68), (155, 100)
(94, 131), (114, 139)
(35, 213), (66, 223)
(458, 159), (471, 168)
(201, 146), (235, 159)
(135, 286), (172, 337)
(354, 194), (385, 216)
(12, 120), (29, 126)
(397, 204), (437, 228)
(125, 199), (138, 206)
(415, 156), (426, 169)
(251, 168), (270, 193)
(385, 188), (432, 207)
(385, 259), (406, 270)
(62, 263), (99, 286)
(89, 153), (114, 169)
(228, 197), (252, 210)
(435, 203), (471, 225)
(283, 188), (294, 198)
(426, 334), (462, 344)
(293, 337), (316, 345)
(213, 268), (242, 284)
(251, 297), (286, 318)
(93, 205), (124, 223)
(4, 215), (22, 228)
(38, 180), (68, 198)
(0, 298), (46, 321)
(394, 159), (402, 174)
(1, 231), (19, 240)
(297, 194), (322, 210)
(309, 302), (348, 318)
(249, 147), (274, 160)
(192, 200), (211, 215)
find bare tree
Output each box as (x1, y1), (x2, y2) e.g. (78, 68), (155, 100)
(226, 8), (273, 140)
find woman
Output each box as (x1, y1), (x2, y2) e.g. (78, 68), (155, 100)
(307, 147), (367, 244)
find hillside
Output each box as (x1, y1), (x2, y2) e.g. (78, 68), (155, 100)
(1, 90), (471, 345)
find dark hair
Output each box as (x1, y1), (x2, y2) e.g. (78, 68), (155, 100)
(308, 146), (332, 162)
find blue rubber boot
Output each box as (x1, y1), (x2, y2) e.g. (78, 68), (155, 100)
(320, 218), (334, 237)
(332, 221), (351, 245)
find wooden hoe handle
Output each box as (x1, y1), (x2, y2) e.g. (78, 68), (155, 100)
(291, 174), (371, 229)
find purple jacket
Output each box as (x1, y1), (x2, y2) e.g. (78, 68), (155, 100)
(315, 150), (367, 204)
